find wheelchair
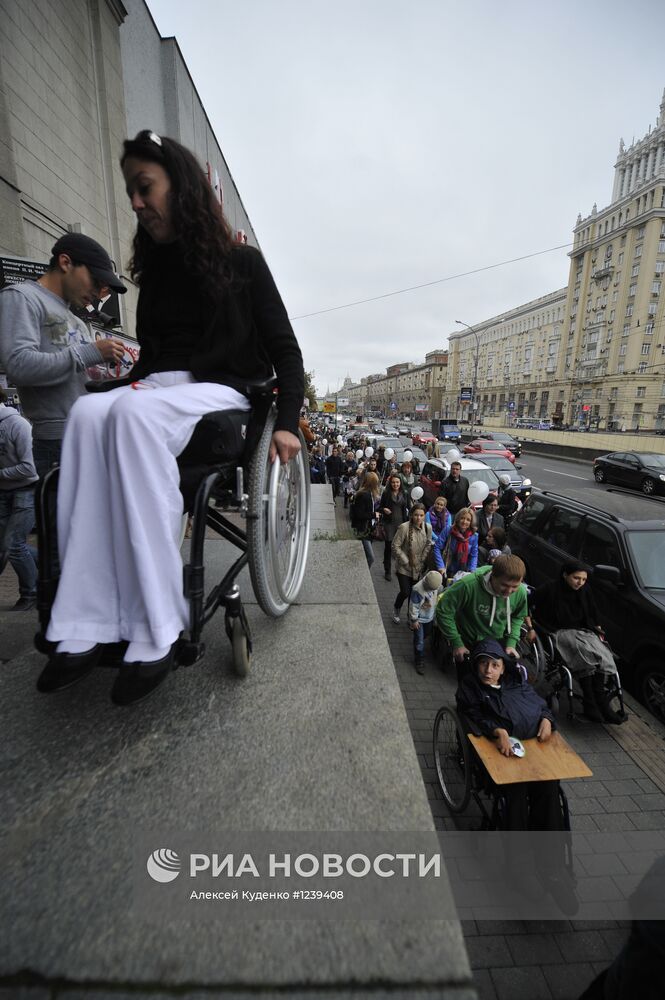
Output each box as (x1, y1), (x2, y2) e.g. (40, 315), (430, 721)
(517, 617), (626, 723)
(33, 376), (311, 677)
(432, 702), (572, 840)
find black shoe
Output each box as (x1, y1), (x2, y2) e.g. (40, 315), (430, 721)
(384, 571), (392, 581)
(10, 596), (37, 612)
(111, 647), (176, 706)
(36, 644), (104, 692)
(415, 659), (425, 675)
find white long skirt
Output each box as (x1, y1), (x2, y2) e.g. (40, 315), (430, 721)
(46, 372), (250, 648)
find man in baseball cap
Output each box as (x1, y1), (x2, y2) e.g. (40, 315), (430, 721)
(0, 232), (127, 476)
(50, 233), (127, 295)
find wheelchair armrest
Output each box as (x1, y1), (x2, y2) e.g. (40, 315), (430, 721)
(85, 377), (133, 392)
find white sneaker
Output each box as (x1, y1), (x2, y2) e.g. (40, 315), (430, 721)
(391, 611), (401, 624)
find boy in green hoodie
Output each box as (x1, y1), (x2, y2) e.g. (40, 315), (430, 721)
(435, 554), (528, 663)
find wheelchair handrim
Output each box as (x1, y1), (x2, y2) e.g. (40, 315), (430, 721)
(267, 443), (311, 604)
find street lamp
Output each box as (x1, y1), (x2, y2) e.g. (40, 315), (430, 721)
(456, 320), (480, 434)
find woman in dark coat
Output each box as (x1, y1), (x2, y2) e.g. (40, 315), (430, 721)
(379, 473), (409, 582)
(532, 560), (625, 724)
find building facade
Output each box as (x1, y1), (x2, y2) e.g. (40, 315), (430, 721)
(0, 0), (256, 363)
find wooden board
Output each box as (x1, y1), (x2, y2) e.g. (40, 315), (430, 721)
(467, 731), (593, 784)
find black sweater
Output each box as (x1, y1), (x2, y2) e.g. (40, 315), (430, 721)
(129, 243), (304, 434)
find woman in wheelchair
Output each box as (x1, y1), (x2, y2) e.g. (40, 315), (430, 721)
(531, 560), (625, 724)
(37, 130), (304, 705)
(456, 638), (563, 832)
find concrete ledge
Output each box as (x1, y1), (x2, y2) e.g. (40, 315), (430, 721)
(0, 536), (474, 996)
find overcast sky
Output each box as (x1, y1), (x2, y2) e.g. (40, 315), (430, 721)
(148, 0), (665, 397)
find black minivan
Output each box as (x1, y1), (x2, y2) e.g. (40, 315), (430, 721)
(507, 488), (665, 723)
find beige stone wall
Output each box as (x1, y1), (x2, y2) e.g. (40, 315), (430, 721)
(0, 0), (138, 331)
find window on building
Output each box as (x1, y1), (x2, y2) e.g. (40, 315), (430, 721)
(631, 264), (640, 277)
(658, 240), (665, 253)
(652, 281), (661, 295)
(626, 304), (633, 317)
(641, 343), (651, 355)
(656, 261), (665, 274)
(636, 386), (646, 397)
(635, 245), (643, 258)
(620, 344), (627, 356)
(646, 321), (655, 334)
(629, 283), (637, 296)
(649, 302), (658, 316)
(638, 362), (648, 373)
(610, 387), (618, 399)
(609, 309), (615, 322)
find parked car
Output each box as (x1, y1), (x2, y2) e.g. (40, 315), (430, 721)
(593, 452), (665, 496)
(475, 455), (532, 501)
(463, 439), (517, 464)
(507, 488), (665, 722)
(419, 458), (500, 509)
(412, 431), (437, 446)
(478, 431), (522, 458)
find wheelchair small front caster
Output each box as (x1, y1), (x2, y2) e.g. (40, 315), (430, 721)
(229, 616), (252, 677)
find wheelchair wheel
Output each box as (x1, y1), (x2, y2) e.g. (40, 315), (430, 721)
(231, 617), (251, 677)
(433, 706), (471, 814)
(247, 405), (311, 617)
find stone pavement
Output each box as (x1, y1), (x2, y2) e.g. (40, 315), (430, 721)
(334, 502), (665, 1000)
(0, 486), (476, 999)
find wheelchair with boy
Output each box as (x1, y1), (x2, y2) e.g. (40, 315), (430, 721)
(35, 376), (311, 684)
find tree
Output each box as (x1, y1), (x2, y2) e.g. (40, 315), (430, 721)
(303, 369), (318, 410)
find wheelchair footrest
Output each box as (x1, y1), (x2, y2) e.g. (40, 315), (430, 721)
(176, 638), (205, 667)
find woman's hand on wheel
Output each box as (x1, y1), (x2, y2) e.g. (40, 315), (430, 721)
(270, 430), (301, 464)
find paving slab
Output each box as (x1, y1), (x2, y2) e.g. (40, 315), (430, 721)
(0, 535), (474, 997)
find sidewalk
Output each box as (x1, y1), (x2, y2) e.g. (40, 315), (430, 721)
(335, 503), (665, 1000)
(0, 487), (476, 999)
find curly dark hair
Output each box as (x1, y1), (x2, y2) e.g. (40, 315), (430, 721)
(120, 130), (235, 300)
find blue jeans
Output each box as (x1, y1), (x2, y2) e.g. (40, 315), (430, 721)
(413, 619), (432, 658)
(0, 487), (38, 596)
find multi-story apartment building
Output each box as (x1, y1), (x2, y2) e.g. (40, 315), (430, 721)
(440, 89), (665, 431)
(442, 290), (567, 424)
(343, 353), (449, 419)
(565, 90), (665, 431)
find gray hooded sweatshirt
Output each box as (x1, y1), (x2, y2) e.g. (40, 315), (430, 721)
(0, 280), (104, 440)
(0, 404), (38, 490)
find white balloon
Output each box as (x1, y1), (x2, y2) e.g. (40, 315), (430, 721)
(337, 435), (343, 443)
(402, 449), (413, 462)
(384, 448), (395, 460)
(355, 449), (363, 459)
(445, 448), (462, 462)
(411, 486), (424, 501)
(322, 438), (328, 445)
(364, 447), (374, 458)
(468, 480), (490, 505)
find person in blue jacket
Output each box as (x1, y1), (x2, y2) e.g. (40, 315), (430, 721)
(433, 506), (478, 576)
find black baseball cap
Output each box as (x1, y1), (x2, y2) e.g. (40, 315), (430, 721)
(51, 233), (126, 294)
